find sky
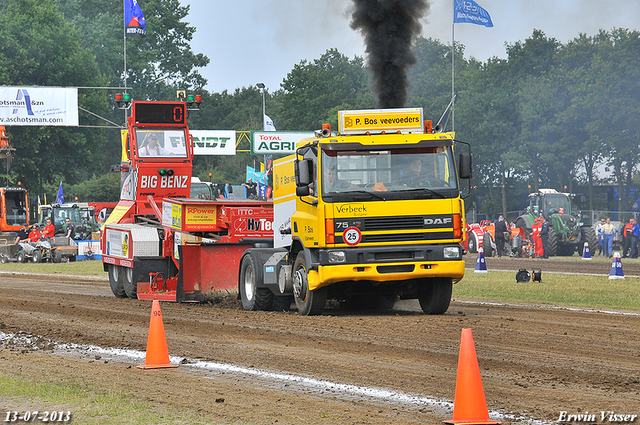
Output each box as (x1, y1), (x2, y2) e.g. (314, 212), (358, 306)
(179, 0), (640, 94)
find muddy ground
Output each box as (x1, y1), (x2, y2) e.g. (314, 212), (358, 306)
(0, 256), (638, 424)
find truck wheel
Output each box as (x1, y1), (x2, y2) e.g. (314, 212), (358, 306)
(292, 252), (327, 316)
(108, 265), (127, 298)
(482, 232), (494, 257)
(418, 278), (452, 315)
(123, 267), (137, 299)
(16, 251), (25, 263)
(31, 250), (42, 263)
(239, 253), (273, 311)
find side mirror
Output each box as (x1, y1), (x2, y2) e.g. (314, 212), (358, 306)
(296, 186), (310, 196)
(458, 153), (472, 179)
(295, 158), (313, 187)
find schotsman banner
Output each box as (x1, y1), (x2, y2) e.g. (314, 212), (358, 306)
(0, 86), (79, 126)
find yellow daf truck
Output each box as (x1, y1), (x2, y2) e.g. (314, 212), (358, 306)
(238, 108), (472, 315)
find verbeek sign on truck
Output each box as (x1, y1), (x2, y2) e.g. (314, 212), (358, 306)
(252, 132), (314, 155)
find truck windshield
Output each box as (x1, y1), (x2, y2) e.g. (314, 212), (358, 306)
(320, 147), (458, 200)
(136, 129), (188, 158)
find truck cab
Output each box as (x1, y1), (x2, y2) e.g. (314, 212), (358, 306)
(240, 108), (473, 315)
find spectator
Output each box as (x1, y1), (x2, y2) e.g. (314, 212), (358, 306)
(242, 178), (257, 199)
(630, 218), (639, 259)
(595, 218), (605, 256)
(64, 218), (75, 239)
(540, 217), (550, 258)
(42, 218), (55, 239)
(15, 223), (29, 244)
(623, 219), (634, 258)
(494, 215), (508, 258)
(28, 224), (43, 242)
(601, 218), (616, 257)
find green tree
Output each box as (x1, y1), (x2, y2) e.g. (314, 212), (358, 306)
(277, 49), (373, 131)
(0, 0), (108, 198)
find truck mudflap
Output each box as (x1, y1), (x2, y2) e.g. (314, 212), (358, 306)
(307, 259), (465, 291)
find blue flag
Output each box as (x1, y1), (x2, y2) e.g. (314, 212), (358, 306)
(55, 182), (64, 204)
(125, 0), (146, 36)
(454, 0), (493, 28)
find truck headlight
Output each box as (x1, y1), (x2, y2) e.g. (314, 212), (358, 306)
(328, 251), (346, 263)
(443, 246), (461, 259)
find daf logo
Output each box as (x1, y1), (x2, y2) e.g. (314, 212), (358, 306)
(424, 217), (452, 226)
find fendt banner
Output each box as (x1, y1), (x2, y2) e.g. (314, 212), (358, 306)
(191, 130), (236, 155)
(0, 86), (78, 126)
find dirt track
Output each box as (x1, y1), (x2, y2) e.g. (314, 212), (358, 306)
(0, 259), (639, 424)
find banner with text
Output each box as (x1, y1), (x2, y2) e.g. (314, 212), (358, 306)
(191, 130), (236, 155)
(0, 86), (78, 126)
(251, 131), (314, 155)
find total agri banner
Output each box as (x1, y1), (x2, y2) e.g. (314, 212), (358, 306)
(0, 86), (78, 126)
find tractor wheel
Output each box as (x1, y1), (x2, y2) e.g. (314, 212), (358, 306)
(546, 227), (559, 257)
(239, 252), (273, 311)
(292, 252), (327, 316)
(579, 227), (598, 256)
(16, 251), (25, 263)
(467, 232), (478, 253)
(123, 267), (137, 299)
(482, 232), (494, 257)
(108, 265), (127, 298)
(418, 278), (452, 315)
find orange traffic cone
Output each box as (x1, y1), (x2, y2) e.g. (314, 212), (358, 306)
(137, 300), (178, 369)
(443, 328), (501, 424)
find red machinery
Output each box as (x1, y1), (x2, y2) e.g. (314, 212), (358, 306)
(101, 98), (274, 301)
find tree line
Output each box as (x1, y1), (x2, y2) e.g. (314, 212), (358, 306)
(1, 0), (638, 219)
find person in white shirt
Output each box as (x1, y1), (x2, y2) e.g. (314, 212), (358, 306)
(140, 134), (170, 156)
(601, 217), (617, 257)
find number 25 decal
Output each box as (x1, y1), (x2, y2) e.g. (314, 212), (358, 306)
(343, 227), (361, 246)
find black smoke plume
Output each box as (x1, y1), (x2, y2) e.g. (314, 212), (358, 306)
(350, 0), (430, 108)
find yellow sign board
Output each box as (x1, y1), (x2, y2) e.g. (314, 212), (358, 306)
(183, 205), (217, 231)
(339, 108), (423, 134)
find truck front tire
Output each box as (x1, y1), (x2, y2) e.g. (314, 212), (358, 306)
(418, 278), (452, 315)
(292, 252), (327, 316)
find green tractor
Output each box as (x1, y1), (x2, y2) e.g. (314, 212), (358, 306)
(515, 189), (598, 256)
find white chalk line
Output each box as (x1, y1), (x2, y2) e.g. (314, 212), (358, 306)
(0, 331), (551, 424)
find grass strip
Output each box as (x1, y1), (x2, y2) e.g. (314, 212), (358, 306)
(455, 270), (639, 311)
(0, 374), (204, 425)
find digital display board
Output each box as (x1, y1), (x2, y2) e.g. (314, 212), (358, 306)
(133, 102), (186, 125)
